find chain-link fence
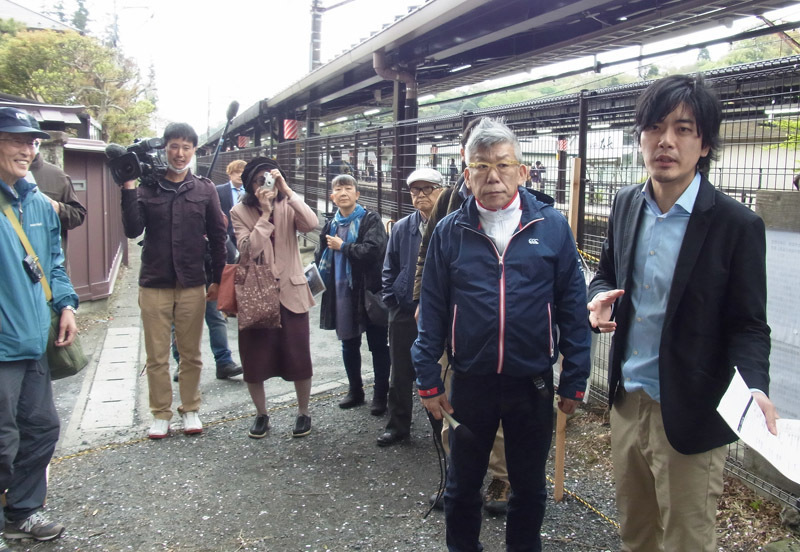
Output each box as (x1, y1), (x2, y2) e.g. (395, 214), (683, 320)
(198, 55), (800, 510)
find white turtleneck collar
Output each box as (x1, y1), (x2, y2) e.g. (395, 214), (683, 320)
(475, 190), (522, 255)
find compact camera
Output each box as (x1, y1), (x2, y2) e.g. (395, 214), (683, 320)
(22, 254), (43, 284)
(104, 138), (168, 187)
(259, 173), (275, 191)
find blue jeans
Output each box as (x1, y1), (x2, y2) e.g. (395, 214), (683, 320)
(172, 299), (234, 368)
(444, 372), (554, 552)
(0, 359), (60, 529)
(340, 323), (390, 396)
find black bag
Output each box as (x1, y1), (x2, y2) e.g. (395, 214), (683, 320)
(364, 289), (389, 327)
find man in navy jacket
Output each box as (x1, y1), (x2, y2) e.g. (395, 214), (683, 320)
(412, 118), (590, 551)
(377, 168), (443, 446)
(588, 74), (777, 551)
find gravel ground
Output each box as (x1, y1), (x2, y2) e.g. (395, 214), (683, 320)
(5, 394), (623, 552)
(5, 246), (796, 551)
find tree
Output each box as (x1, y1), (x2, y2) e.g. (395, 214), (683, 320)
(0, 27), (154, 143)
(71, 0), (89, 34)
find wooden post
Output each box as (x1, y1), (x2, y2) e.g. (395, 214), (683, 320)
(554, 157), (583, 503)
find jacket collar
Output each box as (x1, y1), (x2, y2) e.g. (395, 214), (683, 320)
(457, 186), (549, 229)
(0, 177), (36, 203)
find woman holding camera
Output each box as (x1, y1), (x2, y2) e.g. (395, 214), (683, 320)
(230, 157), (318, 438)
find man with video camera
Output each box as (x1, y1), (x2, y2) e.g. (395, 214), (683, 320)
(119, 122), (227, 439)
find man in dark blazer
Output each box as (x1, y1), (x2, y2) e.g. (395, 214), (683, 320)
(216, 159), (246, 263)
(587, 74), (778, 552)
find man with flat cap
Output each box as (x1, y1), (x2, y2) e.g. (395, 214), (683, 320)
(377, 168), (444, 446)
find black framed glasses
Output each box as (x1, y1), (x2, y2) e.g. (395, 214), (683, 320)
(409, 185), (441, 197)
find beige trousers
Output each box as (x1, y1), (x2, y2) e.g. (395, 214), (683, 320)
(611, 388), (726, 552)
(139, 285), (206, 420)
(440, 352), (508, 482)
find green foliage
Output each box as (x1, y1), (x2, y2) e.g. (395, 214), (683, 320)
(0, 18), (25, 41)
(0, 29), (154, 143)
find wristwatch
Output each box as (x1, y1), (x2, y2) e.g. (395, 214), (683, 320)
(62, 305), (77, 314)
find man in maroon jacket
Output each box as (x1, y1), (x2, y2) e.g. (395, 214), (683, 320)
(120, 122), (227, 439)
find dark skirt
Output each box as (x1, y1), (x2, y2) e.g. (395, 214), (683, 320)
(238, 305), (313, 383)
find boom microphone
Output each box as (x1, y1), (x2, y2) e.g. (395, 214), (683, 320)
(226, 101), (240, 122)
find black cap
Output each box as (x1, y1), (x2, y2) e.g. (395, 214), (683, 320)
(242, 156), (286, 191)
(0, 107), (50, 139)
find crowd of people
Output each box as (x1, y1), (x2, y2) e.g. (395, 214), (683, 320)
(0, 73), (780, 552)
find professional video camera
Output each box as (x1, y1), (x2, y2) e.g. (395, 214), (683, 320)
(105, 138), (167, 187)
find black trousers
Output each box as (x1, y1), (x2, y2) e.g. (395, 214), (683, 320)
(385, 307), (418, 435)
(444, 371), (553, 552)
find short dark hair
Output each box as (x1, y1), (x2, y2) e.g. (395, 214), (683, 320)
(634, 74), (721, 174)
(460, 117), (484, 148)
(332, 174), (358, 191)
(163, 122), (198, 147)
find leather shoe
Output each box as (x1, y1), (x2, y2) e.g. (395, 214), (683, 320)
(428, 490), (444, 510)
(376, 429), (408, 447)
(216, 362), (243, 379)
(248, 414), (270, 439)
(338, 388), (365, 409)
(369, 394), (387, 416)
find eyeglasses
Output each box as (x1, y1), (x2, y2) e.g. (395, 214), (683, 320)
(467, 161), (521, 176)
(409, 185), (441, 197)
(0, 137), (38, 149)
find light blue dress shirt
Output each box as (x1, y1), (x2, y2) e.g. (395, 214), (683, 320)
(231, 183), (244, 205)
(621, 172), (701, 402)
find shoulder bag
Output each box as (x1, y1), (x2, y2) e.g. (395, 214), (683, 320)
(0, 194), (88, 379)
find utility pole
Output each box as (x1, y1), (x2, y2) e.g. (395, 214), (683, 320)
(307, 0), (357, 136)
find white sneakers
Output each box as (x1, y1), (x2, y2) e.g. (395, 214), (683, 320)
(148, 418), (170, 439)
(181, 411), (203, 435)
(147, 412), (203, 438)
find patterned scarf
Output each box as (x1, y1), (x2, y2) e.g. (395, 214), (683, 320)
(317, 203), (366, 288)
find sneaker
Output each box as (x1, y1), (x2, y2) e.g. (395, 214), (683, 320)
(248, 414), (270, 439)
(181, 411), (203, 435)
(4, 511), (65, 541)
(148, 418), (170, 439)
(216, 362), (243, 380)
(483, 477), (511, 515)
(338, 388), (365, 409)
(0, 535), (9, 552)
(292, 414), (311, 438)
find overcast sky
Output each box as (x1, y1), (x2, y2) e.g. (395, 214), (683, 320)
(36, 0), (421, 134)
(34, 1), (800, 137)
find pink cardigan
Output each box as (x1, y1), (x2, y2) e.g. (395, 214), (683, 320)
(230, 193), (319, 314)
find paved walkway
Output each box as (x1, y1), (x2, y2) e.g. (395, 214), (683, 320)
(53, 241), (366, 454)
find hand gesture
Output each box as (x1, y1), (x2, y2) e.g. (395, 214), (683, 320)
(588, 289), (624, 333)
(272, 168), (293, 199)
(255, 185), (276, 216)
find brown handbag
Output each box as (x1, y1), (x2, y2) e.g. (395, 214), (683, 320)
(216, 264), (238, 314)
(234, 240), (281, 330)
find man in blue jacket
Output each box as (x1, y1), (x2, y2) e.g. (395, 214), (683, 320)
(0, 107), (79, 548)
(412, 118), (591, 552)
(377, 168), (443, 446)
